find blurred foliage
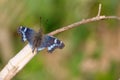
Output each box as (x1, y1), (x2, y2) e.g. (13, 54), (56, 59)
(0, 0), (120, 80)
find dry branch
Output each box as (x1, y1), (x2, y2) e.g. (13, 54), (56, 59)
(48, 15), (120, 36)
(0, 4), (120, 80)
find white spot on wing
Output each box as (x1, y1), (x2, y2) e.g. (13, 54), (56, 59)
(20, 26), (23, 29)
(60, 41), (63, 45)
(24, 27), (27, 32)
(22, 31), (26, 41)
(19, 27), (27, 41)
(54, 39), (57, 43)
(48, 44), (56, 51)
(38, 47), (45, 51)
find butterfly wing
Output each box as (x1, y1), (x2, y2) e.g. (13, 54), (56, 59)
(18, 26), (36, 45)
(38, 35), (65, 53)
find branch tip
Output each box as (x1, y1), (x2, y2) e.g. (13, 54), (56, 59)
(97, 3), (102, 16)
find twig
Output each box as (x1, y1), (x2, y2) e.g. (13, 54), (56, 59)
(48, 4), (120, 36)
(48, 15), (120, 36)
(97, 3), (102, 16)
(0, 4), (120, 80)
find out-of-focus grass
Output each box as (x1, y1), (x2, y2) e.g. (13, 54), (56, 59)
(0, 0), (120, 80)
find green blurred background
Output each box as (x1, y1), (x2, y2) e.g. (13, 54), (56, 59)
(0, 0), (120, 80)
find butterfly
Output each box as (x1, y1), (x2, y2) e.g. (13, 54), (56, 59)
(18, 26), (65, 53)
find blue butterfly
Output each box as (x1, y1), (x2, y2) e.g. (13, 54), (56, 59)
(18, 26), (65, 53)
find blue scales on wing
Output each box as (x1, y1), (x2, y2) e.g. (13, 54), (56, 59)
(18, 26), (36, 45)
(39, 35), (65, 53)
(18, 26), (65, 53)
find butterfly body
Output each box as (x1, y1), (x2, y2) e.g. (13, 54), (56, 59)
(18, 26), (65, 53)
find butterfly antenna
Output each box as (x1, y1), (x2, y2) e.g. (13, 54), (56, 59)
(40, 17), (42, 27)
(38, 27), (43, 35)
